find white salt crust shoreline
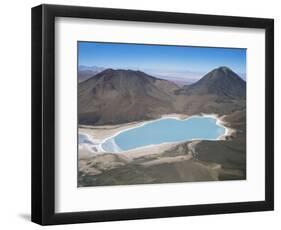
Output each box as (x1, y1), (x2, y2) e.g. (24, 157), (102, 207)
(78, 113), (234, 158)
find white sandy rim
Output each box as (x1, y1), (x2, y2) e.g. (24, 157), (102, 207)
(79, 113), (234, 155)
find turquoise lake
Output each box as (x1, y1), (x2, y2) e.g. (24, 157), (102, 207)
(101, 116), (226, 153)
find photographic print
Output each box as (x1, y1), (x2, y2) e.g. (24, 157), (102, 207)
(78, 42), (246, 187)
(32, 5), (274, 224)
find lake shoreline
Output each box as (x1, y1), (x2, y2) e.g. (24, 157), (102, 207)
(79, 113), (234, 159)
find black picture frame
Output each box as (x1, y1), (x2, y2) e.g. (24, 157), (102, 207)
(31, 4), (274, 225)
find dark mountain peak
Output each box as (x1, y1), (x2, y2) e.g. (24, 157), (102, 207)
(211, 66), (234, 77)
(216, 66), (232, 72)
(176, 67), (246, 98)
(79, 68), (179, 99)
(78, 68), (179, 125)
(99, 68), (140, 75)
(85, 68), (163, 84)
(101, 68), (115, 74)
(200, 66), (244, 83)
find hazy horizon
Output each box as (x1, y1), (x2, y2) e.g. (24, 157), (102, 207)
(78, 64), (246, 83)
(78, 41), (247, 83)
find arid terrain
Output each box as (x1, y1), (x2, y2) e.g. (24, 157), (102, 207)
(78, 66), (246, 187)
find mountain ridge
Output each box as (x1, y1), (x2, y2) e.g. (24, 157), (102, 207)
(78, 66), (106, 83)
(78, 67), (246, 125)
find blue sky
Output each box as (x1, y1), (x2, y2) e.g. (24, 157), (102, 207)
(78, 41), (246, 77)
